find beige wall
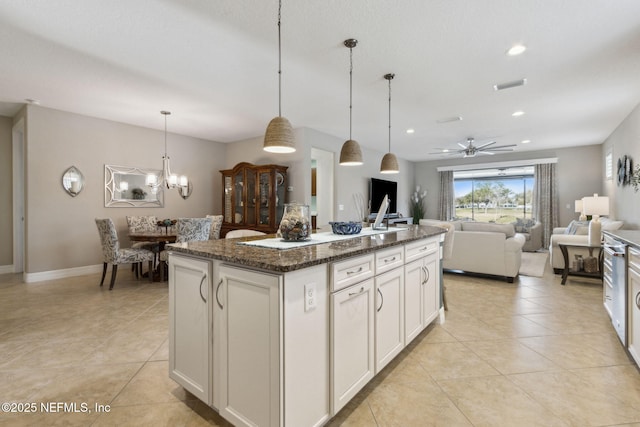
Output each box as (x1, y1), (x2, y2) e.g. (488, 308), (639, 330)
(225, 127), (416, 223)
(602, 102), (640, 229)
(414, 145), (604, 227)
(24, 105), (226, 274)
(0, 116), (12, 267)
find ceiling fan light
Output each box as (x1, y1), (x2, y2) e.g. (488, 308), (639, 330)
(264, 116), (295, 153)
(380, 153), (399, 174)
(339, 139), (363, 165)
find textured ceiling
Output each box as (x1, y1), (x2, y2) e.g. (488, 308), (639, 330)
(1, 0), (640, 161)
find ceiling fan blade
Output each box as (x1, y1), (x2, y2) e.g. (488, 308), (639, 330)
(457, 142), (469, 149)
(484, 144), (517, 150)
(476, 140), (496, 149)
(477, 151), (495, 156)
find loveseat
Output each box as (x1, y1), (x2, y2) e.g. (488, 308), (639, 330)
(420, 219), (525, 282)
(549, 218), (624, 272)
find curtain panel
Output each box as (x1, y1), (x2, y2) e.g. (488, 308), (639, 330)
(439, 171), (455, 221)
(533, 163), (559, 247)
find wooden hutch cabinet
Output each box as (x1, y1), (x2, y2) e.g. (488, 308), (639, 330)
(220, 162), (288, 237)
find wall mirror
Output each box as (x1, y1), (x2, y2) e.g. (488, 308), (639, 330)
(62, 166), (85, 197)
(104, 164), (164, 207)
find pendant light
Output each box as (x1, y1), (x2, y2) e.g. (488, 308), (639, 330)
(264, 0), (295, 153)
(339, 38), (363, 166)
(380, 73), (399, 174)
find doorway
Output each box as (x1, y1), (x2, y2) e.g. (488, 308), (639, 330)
(310, 147), (334, 230)
(12, 118), (25, 273)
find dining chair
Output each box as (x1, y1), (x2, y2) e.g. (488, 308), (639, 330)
(159, 217), (213, 281)
(126, 215), (159, 272)
(95, 218), (155, 290)
(206, 214), (224, 240)
(225, 229), (266, 238)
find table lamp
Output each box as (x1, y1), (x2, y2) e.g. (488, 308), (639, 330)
(574, 199), (586, 221)
(582, 193), (609, 246)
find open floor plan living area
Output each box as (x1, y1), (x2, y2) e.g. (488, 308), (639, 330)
(2, 1), (640, 426)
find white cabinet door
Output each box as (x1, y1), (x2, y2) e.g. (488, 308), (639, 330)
(217, 265), (282, 427)
(628, 264), (640, 366)
(331, 278), (375, 415)
(422, 251), (440, 326)
(404, 258), (424, 344)
(169, 254), (212, 405)
(375, 267), (404, 373)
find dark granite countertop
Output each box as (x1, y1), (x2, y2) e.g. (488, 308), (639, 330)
(604, 230), (640, 249)
(167, 224), (446, 272)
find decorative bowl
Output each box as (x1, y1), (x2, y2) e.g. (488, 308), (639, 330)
(329, 221), (362, 235)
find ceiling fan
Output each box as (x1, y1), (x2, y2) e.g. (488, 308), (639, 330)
(431, 137), (516, 158)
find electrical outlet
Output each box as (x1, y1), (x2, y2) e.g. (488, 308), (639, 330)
(338, 204), (344, 211)
(304, 283), (317, 312)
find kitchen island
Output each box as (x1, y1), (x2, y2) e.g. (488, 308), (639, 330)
(167, 224), (446, 427)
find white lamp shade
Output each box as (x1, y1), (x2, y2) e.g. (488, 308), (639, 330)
(574, 199), (583, 213)
(582, 194), (609, 216)
(179, 175), (188, 186)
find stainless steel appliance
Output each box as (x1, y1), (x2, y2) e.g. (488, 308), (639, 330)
(603, 236), (627, 344)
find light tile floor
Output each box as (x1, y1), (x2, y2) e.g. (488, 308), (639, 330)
(1, 260), (639, 426)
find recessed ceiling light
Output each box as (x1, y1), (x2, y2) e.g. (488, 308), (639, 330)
(507, 44), (526, 56)
(512, 111), (525, 117)
(493, 78), (527, 91)
(406, 129), (415, 134)
(521, 139), (531, 144)
(442, 149), (450, 153)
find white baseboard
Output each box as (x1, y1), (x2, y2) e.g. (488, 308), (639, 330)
(0, 265), (14, 274)
(24, 264), (103, 283)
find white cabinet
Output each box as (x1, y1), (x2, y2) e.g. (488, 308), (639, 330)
(168, 254), (213, 405)
(375, 267), (404, 373)
(330, 278), (375, 415)
(216, 264), (282, 427)
(628, 247), (640, 366)
(404, 239), (441, 345)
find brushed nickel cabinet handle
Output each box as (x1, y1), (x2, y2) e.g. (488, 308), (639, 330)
(348, 286), (365, 297)
(384, 257), (396, 263)
(377, 288), (384, 312)
(199, 273), (207, 303)
(346, 266), (363, 275)
(636, 291), (640, 310)
(216, 278), (224, 309)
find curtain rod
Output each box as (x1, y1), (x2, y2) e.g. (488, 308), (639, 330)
(436, 157), (557, 172)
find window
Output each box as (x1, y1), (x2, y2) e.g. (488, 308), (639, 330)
(454, 166), (534, 223)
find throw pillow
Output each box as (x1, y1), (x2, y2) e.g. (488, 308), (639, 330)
(461, 222), (516, 237)
(513, 218), (537, 233)
(601, 218), (624, 231)
(564, 220), (589, 235)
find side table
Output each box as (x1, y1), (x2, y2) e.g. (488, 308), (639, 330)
(558, 242), (604, 285)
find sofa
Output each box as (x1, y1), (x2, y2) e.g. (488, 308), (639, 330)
(420, 219), (525, 282)
(549, 218), (624, 272)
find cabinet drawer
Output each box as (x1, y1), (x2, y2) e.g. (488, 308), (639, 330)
(375, 246), (404, 274)
(404, 238), (439, 262)
(629, 247), (640, 274)
(331, 254), (375, 292)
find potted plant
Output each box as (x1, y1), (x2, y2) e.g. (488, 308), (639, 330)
(409, 185), (427, 224)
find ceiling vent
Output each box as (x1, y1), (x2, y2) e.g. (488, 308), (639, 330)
(436, 116), (463, 124)
(493, 78), (527, 91)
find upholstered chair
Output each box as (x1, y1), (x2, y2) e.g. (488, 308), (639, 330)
(95, 218), (155, 290)
(206, 215), (224, 240)
(126, 215), (159, 271)
(225, 229), (267, 238)
(159, 217), (213, 281)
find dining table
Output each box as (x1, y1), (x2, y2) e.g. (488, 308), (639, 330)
(129, 229), (177, 281)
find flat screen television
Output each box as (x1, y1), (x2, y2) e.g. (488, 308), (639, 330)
(370, 178), (397, 214)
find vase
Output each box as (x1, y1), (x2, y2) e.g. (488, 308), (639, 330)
(278, 203), (311, 241)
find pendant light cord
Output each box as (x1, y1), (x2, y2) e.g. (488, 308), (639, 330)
(349, 46), (353, 140)
(277, 0), (282, 117)
(388, 77), (391, 153)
